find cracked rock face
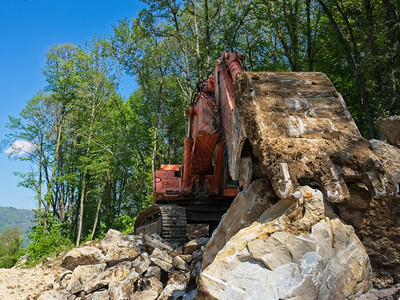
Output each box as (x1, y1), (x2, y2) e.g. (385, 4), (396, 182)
(198, 187), (372, 300)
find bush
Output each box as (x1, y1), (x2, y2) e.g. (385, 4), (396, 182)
(112, 213), (136, 235)
(0, 227), (23, 268)
(26, 217), (73, 262)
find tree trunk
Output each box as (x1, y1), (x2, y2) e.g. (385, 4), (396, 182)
(76, 168), (87, 246)
(44, 111), (64, 231)
(191, 0), (202, 83)
(91, 180), (106, 240)
(76, 92), (97, 246)
(204, 0), (211, 72)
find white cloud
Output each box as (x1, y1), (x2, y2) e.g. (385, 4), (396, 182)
(5, 140), (37, 157)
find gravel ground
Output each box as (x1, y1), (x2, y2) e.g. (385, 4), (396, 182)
(0, 258), (66, 300)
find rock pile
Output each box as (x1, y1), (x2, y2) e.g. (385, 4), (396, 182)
(198, 186), (373, 299)
(37, 230), (208, 300)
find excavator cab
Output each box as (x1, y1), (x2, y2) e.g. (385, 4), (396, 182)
(153, 165), (183, 201)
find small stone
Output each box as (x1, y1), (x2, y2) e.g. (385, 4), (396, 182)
(150, 257), (173, 272)
(190, 261), (202, 281)
(180, 254), (192, 263)
(132, 252), (150, 275)
(140, 277), (163, 294)
(145, 266), (161, 280)
(172, 256), (189, 271)
(143, 234), (173, 253)
(183, 238), (209, 254)
(85, 290), (109, 300)
(191, 249), (203, 262)
(168, 271), (190, 285)
(158, 282), (187, 300)
(131, 289), (159, 300)
(151, 248), (173, 264)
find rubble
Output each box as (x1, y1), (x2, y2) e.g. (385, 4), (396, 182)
(36, 230), (204, 299)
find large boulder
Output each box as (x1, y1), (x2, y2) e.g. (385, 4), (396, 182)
(67, 263), (106, 294)
(198, 186), (372, 299)
(203, 179), (277, 269)
(100, 229), (141, 266)
(62, 246), (104, 270)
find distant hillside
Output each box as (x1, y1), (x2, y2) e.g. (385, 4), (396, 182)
(0, 206), (35, 235)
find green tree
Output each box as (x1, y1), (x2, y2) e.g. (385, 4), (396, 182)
(0, 227), (22, 268)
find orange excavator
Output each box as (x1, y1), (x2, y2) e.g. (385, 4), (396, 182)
(134, 52), (248, 242)
(134, 51), (396, 243)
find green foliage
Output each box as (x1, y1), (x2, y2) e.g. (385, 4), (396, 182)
(0, 227), (23, 268)
(111, 213), (136, 235)
(26, 217), (73, 262)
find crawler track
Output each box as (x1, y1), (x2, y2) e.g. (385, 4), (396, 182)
(134, 204), (187, 244)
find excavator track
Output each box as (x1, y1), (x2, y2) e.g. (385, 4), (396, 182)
(134, 204), (187, 244)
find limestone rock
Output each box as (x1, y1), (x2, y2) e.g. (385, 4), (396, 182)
(85, 261), (133, 294)
(144, 265), (161, 280)
(172, 256), (189, 271)
(198, 187), (372, 299)
(370, 139), (400, 195)
(132, 252), (150, 275)
(150, 257), (173, 272)
(183, 237), (209, 254)
(67, 263), (106, 294)
(143, 233), (173, 253)
(108, 270), (140, 299)
(100, 230), (142, 266)
(377, 116), (400, 148)
(151, 247), (173, 264)
(62, 247), (105, 270)
(203, 179), (276, 269)
(100, 229), (141, 250)
(131, 289), (159, 300)
(167, 270), (189, 285)
(85, 290), (109, 300)
(180, 254), (192, 263)
(158, 282), (187, 300)
(99, 231), (141, 266)
(140, 277), (163, 294)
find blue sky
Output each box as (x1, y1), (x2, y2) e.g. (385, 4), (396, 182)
(0, 0), (144, 209)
